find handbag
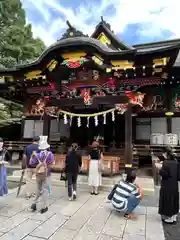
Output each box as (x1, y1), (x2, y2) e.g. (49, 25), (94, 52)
(60, 170), (67, 181)
(107, 184), (118, 200)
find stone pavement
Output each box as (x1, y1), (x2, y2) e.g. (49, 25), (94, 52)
(0, 184), (165, 240)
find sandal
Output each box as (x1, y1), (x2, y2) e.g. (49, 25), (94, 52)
(124, 213), (137, 220)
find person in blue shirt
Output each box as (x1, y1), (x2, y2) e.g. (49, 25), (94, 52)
(22, 136), (40, 199)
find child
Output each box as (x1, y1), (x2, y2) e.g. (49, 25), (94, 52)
(29, 136), (54, 214)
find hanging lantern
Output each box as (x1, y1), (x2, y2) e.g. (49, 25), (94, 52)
(94, 116), (98, 126)
(77, 117), (81, 127)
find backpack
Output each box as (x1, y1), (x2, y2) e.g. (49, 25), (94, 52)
(35, 152), (49, 175)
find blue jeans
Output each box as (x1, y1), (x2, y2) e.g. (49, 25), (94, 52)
(125, 194), (140, 214)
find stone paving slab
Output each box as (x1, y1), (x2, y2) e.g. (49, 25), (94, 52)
(0, 186), (165, 240)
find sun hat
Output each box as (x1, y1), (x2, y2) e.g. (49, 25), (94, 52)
(38, 136), (50, 150)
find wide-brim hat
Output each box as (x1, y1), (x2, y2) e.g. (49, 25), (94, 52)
(38, 136), (50, 150)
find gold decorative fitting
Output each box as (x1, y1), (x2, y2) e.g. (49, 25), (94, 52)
(5, 76), (14, 82)
(92, 55), (103, 65)
(97, 32), (111, 46)
(47, 60), (58, 71)
(153, 57), (169, 66)
(111, 60), (134, 69)
(125, 164), (132, 168)
(161, 72), (168, 79)
(165, 112), (174, 116)
(153, 68), (163, 74)
(25, 70), (42, 79)
(61, 52), (86, 60)
(106, 68), (111, 73)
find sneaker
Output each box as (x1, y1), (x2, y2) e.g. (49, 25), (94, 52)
(40, 207), (48, 214)
(69, 197), (73, 201)
(25, 194), (31, 200)
(73, 191), (76, 200)
(31, 203), (37, 212)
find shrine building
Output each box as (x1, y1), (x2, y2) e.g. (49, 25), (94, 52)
(1, 18), (180, 172)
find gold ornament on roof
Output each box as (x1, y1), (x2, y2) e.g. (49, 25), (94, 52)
(46, 60), (58, 71)
(25, 70), (42, 80)
(111, 60), (134, 70)
(61, 52), (86, 60)
(97, 32), (111, 46)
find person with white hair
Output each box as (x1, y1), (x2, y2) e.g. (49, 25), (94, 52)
(29, 136), (54, 214)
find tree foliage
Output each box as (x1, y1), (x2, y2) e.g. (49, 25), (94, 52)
(0, 0), (46, 127)
(0, 97), (23, 127)
(0, 0), (46, 68)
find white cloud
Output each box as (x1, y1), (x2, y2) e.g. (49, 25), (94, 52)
(21, 0), (180, 46)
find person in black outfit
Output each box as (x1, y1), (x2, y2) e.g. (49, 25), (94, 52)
(157, 147), (179, 224)
(65, 143), (82, 201)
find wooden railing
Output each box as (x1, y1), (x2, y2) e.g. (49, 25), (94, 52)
(52, 154), (121, 176)
(4, 140), (180, 170)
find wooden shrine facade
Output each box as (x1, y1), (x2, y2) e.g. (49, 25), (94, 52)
(1, 18), (180, 169)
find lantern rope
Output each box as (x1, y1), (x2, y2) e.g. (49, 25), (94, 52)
(58, 108), (115, 117)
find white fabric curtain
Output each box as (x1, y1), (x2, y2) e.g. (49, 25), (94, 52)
(172, 117), (180, 142)
(136, 118), (151, 140)
(23, 119), (43, 138)
(151, 117), (167, 134)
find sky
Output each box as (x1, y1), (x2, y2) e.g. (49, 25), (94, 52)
(21, 0), (180, 47)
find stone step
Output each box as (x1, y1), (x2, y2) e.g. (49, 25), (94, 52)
(7, 171), (154, 195)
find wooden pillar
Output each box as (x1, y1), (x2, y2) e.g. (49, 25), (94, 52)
(166, 85), (172, 133)
(124, 104), (132, 174)
(20, 118), (25, 140)
(166, 117), (172, 134)
(43, 114), (51, 137)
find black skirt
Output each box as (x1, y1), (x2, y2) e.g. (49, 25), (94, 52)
(158, 187), (179, 217)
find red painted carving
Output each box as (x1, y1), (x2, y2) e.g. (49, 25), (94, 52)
(125, 91), (145, 107)
(80, 88), (92, 105)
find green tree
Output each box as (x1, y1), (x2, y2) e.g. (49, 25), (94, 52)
(0, 0), (46, 127)
(0, 0), (46, 68)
